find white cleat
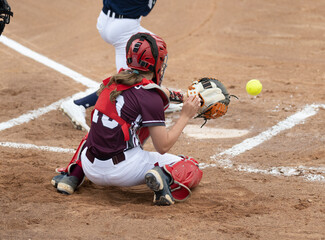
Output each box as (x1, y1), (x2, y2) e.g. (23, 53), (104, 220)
(165, 103), (183, 113)
(60, 99), (90, 131)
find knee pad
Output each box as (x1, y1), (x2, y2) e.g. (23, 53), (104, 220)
(163, 156), (203, 202)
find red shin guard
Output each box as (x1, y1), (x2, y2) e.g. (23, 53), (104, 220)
(56, 133), (88, 174)
(164, 156), (203, 202)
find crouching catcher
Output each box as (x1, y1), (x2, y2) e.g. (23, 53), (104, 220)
(51, 32), (203, 205)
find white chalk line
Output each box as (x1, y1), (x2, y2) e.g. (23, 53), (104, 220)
(200, 104), (325, 182)
(0, 36), (98, 132)
(0, 89), (95, 132)
(0, 36), (99, 89)
(0, 142), (75, 153)
(1, 36), (324, 182)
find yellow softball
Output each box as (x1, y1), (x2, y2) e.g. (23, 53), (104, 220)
(246, 79), (262, 96)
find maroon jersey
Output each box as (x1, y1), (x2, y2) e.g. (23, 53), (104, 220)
(85, 86), (165, 158)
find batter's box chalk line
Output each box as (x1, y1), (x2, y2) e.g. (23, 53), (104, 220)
(0, 88), (97, 132)
(0, 142), (75, 153)
(0, 36), (99, 89)
(200, 104), (325, 182)
(0, 36), (98, 132)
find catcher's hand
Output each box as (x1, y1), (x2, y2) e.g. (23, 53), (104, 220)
(187, 77), (235, 126)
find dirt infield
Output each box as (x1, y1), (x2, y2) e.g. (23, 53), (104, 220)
(1, 0), (325, 239)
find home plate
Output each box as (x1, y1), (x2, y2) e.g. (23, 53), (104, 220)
(183, 124), (249, 139)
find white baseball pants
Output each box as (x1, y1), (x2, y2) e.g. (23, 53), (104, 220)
(81, 146), (181, 187)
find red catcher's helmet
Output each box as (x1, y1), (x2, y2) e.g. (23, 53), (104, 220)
(126, 32), (168, 85)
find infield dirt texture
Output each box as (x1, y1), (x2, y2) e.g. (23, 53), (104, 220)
(1, 0), (325, 239)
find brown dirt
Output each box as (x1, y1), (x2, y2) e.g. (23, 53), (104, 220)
(1, 0), (325, 239)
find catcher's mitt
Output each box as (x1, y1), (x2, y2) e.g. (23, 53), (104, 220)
(0, 0), (13, 36)
(187, 77), (236, 126)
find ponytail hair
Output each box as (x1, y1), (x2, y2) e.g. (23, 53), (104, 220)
(97, 69), (144, 102)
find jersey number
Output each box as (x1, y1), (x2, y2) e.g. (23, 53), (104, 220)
(92, 96), (125, 129)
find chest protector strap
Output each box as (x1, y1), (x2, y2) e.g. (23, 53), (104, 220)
(94, 77), (169, 142)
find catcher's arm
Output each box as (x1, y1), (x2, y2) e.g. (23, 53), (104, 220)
(149, 95), (200, 154)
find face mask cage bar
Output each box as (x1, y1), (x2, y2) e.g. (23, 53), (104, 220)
(0, 13), (10, 25)
(0, 0), (13, 24)
(159, 54), (168, 85)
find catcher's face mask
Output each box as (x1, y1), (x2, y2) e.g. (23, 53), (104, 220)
(0, 0), (13, 36)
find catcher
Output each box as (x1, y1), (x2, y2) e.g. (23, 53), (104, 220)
(0, 0), (13, 36)
(51, 32), (233, 206)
